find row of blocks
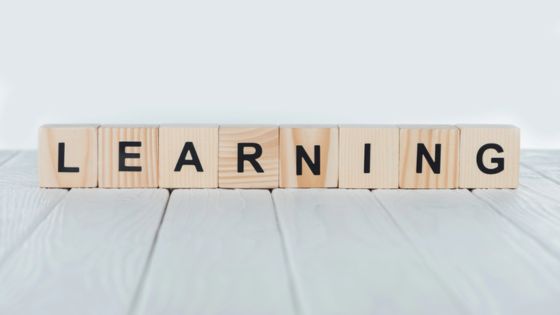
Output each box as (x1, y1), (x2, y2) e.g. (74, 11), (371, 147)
(39, 124), (520, 189)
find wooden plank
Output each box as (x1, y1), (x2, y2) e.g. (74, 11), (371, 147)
(373, 189), (560, 314)
(472, 163), (560, 259)
(521, 150), (560, 184)
(272, 189), (462, 315)
(0, 189), (168, 315)
(0, 151), (18, 166)
(133, 189), (295, 315)
(0, 151), (40, 188)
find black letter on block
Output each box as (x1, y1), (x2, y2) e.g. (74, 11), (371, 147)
(416, 143), (441, 174)
(57, 142), (79, 173)
(296, 145), (320, 176)
(175, 142), (203, 172)
(364, 143), (371, 174)
(476, 143), (504, 174)
(237, 143), (264, 173)
(119, 141), (142, 172)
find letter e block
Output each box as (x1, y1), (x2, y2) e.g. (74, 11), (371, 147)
(280, 126), (338, 188)
(38, 124), (98, 188)
(458, 125), (520, 188)
(159, 125), (218, 188)
(98, 125), (158, 188)
(339, 125), (399, 188)
(218, 126), (279, 188)
(399, 125), (459, 189)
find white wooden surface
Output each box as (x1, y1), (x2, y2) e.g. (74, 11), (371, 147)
(133, 189), (294, 315)
(0, 189), (168, 315)
(0, 150), (559, 315)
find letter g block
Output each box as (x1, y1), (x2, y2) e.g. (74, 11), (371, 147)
(458, 125), (520, 188)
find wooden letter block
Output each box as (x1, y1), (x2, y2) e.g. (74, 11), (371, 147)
(399, 125), (459, 189)
(38, 124), (98, 188)
(339, 125), (399, 188)
(159, 125), (218, 188)
(219, 126), (279, 188)
(458, 125), (520, 188)
(98, 125), (158, 188)
(280, 126), (338, 188)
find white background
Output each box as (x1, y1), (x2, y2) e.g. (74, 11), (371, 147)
(0, 0), (558, 149)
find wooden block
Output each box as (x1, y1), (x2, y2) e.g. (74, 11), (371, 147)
(38, 124), (98, 188)
(98, 125), (158, 188)
(339, 125), (399, 188)
(399, 125), (459, 189)
(279, 126), (338, 188)
(159, 125), (218, 188)
(218, 126), (279, 188)
(458, 125), (520, 188)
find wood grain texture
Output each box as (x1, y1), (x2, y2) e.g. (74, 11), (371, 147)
(0, 188), (67, 262)
(0, 151), (41, 188)
(133, 189), (295, 315)
(472, 164), (560, 260)
(374, 189), (560, 314)
(521, 150), (560, 184)
(0, 189), (169, 315)
(0, 151), (17, 166)
(279, 126), (338, 188)
(38, 125), (98, 188)
(339, 126), (399, 188)
(159, 125), (218, 188)
(219, 126), (279, 188)
(458, 125), (520, 188)
(399, 126), (459, 189)
(272, 189), (462, 315)
(98, 126), (159, 188)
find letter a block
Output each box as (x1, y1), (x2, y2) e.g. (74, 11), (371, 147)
(339, 125), (399, 188)
(280, 126), (338, 188)
(399, 125), (459, 189)
(98, 125), (158, 188)
(458, 125), (520, 188)
(159, 125), (218, 188)
(218, 126), (279, 188)
(38, 125), (98, 188)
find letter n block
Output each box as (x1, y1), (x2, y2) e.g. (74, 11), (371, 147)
(218, 126), (279, 188)
(339, 125), (399, 188)
(399, 125), (459, 189)
(280, 126), (338, 188)
(38, 125), (98, 188)
(98, 125), (158, 188)
(159, 125), (218, 188)
(458, 125), (520, 188)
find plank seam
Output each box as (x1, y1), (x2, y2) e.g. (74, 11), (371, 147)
(0, 187), (68, 270)
(470, 190), (560, 263)
(127, 191), (171, 315)
(369, 191), (470, 314)
(0, 151), (20, 168)
(520, 161), (560, 187)
(271, 190), (305, 315)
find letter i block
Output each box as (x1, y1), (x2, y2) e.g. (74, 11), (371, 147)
(159, 125), (218, 188)
(399, 125), (459, 189)
(218, 125), (279, 188)
(98, 125), (159, 188)
(279, 126), (338, 188)
(458, 125), (520, 188)
(339, 125), (399, 188)
(38, 125), (98, 188)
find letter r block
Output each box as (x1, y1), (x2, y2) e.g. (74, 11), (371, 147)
(38, 124), (98, 188)
(399, 125), (459, 189)
(458, 125), (520, 188)
(98, 125), (158, 188)
(159, 125), (218, 188)
(218, 126), (279, 188)
(279, 126), (338, 188)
